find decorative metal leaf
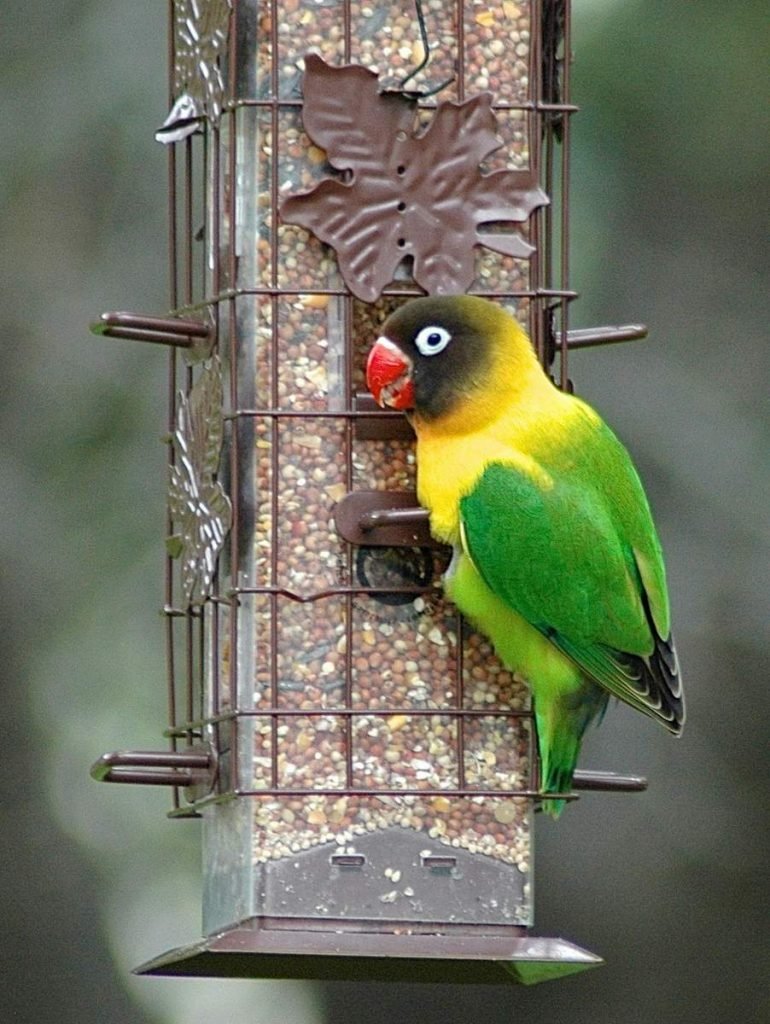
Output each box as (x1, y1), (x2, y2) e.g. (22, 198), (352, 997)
(156, 0), (232, 143)
(167, 356), (232, 606)
(280, 55), (549, 302)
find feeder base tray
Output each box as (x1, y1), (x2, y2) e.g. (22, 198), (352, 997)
(135, 922), (602, 985)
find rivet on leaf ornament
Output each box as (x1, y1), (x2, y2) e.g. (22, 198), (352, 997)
(280, 54), (549, 302)
(167, 356), (232, 606)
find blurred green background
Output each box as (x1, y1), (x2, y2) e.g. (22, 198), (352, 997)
(1, 1), (767, 1022)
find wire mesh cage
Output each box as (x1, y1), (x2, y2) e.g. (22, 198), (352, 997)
(91, 0), (649, 983)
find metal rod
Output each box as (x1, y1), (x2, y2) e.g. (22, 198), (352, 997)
(227, 786), (578, 800)
(93, 750), (212, 769)
(167, 706), (534, 725)
(91, 311), (212, 347)
(124, 770), (644, 797)
(399, 0), (431, 90)
(96, 771), (200, 787)
(97, 328), (194, 347)
(268, 12), (281, 793)
(227, 0), (246, 806)
(561, 323), (648, 349)
(359, 507), (431, 531)
(532, 0), (546, 363)
(456, 0), (465, 104)
(171, 285), (581, 305)
(222, 97), (581, 113)
(398, 0), (455, 97)
(559, 0), (573, 391)
(571, 770), (648, 792)
(91, 749), (212, 786)
(166, 0), (181, 813)
(230, 583), (441, 601)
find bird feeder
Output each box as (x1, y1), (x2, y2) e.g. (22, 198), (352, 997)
(92, 0), (649, 985)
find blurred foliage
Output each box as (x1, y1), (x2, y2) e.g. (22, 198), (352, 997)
(1, 1), (767, 1023)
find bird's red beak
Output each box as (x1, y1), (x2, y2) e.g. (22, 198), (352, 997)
(366, 337), (415, 410)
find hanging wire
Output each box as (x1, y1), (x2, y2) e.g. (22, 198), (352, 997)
(395, 0), (455, 99)
(542, 0), (567, 140)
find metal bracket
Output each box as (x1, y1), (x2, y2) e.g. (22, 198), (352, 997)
(554, 323), (648, 350)
(334, 490), (437, 548)
(570, 770), (647, 793)
(90, 745), (215, 801)
(90, 311), (214, 359)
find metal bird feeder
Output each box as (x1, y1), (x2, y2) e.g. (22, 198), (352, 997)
(92, 0), (649, 985)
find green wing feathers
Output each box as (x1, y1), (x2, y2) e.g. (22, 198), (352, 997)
(459, 456), (684, 734)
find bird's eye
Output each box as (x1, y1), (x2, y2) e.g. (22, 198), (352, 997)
(414, 325), (452, 357)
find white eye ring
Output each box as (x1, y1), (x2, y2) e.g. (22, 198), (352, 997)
(414, 325), (452, 357)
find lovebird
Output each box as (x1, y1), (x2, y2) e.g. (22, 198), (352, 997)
(366, 295), (684, 815)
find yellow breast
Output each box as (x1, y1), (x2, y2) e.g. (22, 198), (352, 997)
(416, 430), (547, 543)
(414, 385), (587, 544)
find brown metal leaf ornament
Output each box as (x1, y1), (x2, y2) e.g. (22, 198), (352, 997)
(167, 356), (232, 606)
(280, 54), (549, 302)
(156, 0), (232, 143)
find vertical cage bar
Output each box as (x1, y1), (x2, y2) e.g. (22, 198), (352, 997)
(267, 0), (281, 796)
(455, 608), (467, 791)
(165, 0), (180, 812)
(226, 0), (242, 793)
(530, 0), (546, 363)
(559, 0), (572, 391)
(456, 0), (465, 103)
(343, 0), (351, 64)
(342, 288), (355, 792)
(183, 132), (195, 742)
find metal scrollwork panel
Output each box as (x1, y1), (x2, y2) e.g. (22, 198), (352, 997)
(167, 356), (232, 605)
(157, 0), (233, 143)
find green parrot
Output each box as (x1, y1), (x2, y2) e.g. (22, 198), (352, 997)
(365, 295), (684, 816)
